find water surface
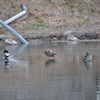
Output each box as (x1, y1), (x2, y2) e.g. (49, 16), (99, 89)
(0, 41), (100, 100)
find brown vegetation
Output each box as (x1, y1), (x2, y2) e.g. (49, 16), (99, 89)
(0, 0), (100, 39)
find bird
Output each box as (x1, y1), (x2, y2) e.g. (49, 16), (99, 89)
(44, 49), (57, 59)
(3, 50), (10, 60)
(83, 51), (92, 61)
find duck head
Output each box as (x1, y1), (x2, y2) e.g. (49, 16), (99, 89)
(4, 50), (9, 53)
(86, 51), (90, 55)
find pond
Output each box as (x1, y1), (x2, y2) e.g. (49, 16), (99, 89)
(0, 41), (100, 100)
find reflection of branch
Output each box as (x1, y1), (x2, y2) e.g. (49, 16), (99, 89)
(4, 60), (10, 69)
(11, 44), (28, 57)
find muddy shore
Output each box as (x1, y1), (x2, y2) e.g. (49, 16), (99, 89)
(0, 25), (100, 45)
(22, 24), (100, 45)
(1, 23), (100, 45)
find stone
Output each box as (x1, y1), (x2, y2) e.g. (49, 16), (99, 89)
(5, 39), (18, 45)
(53, 10), (60, 15)
(32, 0), (38, 3)
(64, 31), (78, 41)
(82, 10), (89, 15)
(72, 12), (80, 18)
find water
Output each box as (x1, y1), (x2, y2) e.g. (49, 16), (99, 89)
(0, 41), (100, 100)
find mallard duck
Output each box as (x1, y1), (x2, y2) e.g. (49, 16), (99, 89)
(3, 50), (10, 60)
(44, 49), (57, 58)
(83, 51), (92, 61)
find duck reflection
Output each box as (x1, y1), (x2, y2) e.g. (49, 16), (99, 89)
(45, 59), (57, 67)
(83, 61), (92, 70)
(4, 60), (10, 69)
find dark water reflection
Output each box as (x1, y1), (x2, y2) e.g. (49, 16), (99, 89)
(0, 42), (100, 100)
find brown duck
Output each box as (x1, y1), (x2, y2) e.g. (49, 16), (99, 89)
(44, 49), (57, 58)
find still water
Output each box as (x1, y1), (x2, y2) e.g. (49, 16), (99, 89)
(0, 41), (100, 100)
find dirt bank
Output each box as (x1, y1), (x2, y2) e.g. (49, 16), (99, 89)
(1, 0), (100, 45)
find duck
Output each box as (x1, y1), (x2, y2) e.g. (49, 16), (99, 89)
(3, 50), (10, 60)
(83, 51), (92, 61)
(44, 49), (57, 58)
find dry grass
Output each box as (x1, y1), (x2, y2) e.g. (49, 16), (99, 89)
(0, 0), (100, 36)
